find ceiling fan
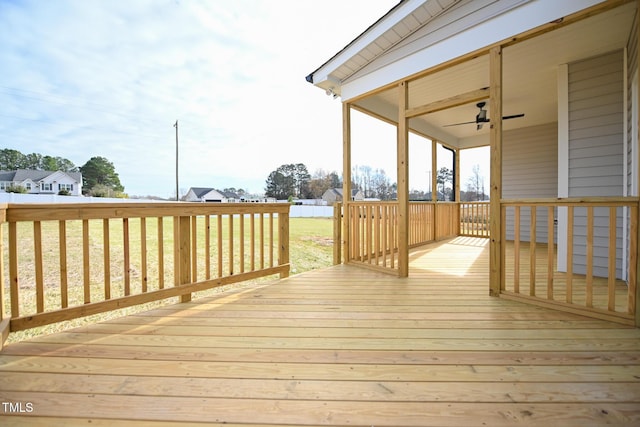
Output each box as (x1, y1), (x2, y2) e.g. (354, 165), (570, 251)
(443, 102), (525, 130)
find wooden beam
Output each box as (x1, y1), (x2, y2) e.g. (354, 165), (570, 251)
(398, 82), (409, 277)
(405, 87), (489, 119)
(342, 102), (352, 265)
(489, 46), (503, 297)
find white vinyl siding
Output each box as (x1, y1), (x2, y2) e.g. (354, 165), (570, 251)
(567, 50), (624, 278)
(503, 122), (558, 243)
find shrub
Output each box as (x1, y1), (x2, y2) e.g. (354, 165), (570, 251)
(6, 184), (28, 194)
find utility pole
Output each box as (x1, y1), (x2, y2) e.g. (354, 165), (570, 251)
(174, 120), (179, 201)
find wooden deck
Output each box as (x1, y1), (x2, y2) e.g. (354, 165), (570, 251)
(1, 237), (639, 426)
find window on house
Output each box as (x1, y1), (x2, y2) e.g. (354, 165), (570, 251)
(0, 182), (7, 190)
(25, 183), (31, 190)
(58, 183), (73, 192)
(41, 183), (53, 191)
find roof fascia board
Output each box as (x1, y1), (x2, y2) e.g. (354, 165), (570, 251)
(311, 0), (424, 88)
(341, 0), (604, 101)
(347, 0), (524, 86)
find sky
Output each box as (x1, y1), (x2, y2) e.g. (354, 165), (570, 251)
(0, 0), (489, 198)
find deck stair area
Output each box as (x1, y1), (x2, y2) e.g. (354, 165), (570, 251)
(1, 237), (640, 426)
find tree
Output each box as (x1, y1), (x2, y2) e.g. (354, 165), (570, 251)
(0, 149), (26, 170)
(465, 164), (486, 201)
(42, 156), (78, 172)
(0, 148), (77, 172)
(351, 165), (395, 200)
(264, 164), (311, 199)
(436, 167), (453, 201)
(265, 171), (294, 199)
(79, 156), (124, 195)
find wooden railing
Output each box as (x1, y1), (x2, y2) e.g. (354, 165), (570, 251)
(460, 202), (490, 237)
(334, 201), (460, 273)
(501, 198), (637, 325)
(0, 202), (290, 346)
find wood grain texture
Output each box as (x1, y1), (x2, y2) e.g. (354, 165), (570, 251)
(1, 238), (639, 426)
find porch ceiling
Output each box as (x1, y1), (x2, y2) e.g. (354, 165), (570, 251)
(352, 2), (636, 149)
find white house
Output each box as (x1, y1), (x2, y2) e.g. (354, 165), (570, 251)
(0, 169), (82, 196)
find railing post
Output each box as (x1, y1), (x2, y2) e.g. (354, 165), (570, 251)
(278, 208), (290, 278)
(333, 203), (342, 265)
(0, 205), (9, 349)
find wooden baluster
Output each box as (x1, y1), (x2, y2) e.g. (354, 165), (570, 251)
(250, 213), (256, 271)
(83, 219), (91, 303)
(157, 217), (164, 289)
(259, 213), (264, 270)
(8, 222), (19, 318)
(229, 214), (234, 274)
(123, 218), (130, 297)
(608, 207), (617, 312)
(566, 206), (574, 304)
(60, 220), (69, 308)
(628, 205), (637, 316)
(141, 217), (147, 293)
(529, 206), (536, 297)
(205, 215), (211, 280)
(547, 206), (554, 300)
(240, 213), (245, 273)
(269, 213), (274, 268)
(102, 219), (110, 299)
(586, 207), (594, 308)
(278, 210), (289, 279)
(514, 206), (520, 294)
(34, 221), (44, 313)
(191, 216), (197, 282)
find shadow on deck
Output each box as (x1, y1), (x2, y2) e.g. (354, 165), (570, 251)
(1, 237), (639, 426)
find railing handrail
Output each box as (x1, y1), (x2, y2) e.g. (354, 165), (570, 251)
(501, 197), (639, 206)
(5, 202), (290, 221)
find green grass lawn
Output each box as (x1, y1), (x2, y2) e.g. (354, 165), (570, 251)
(3, 217), (335, 343)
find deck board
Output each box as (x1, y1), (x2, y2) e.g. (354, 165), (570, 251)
(1, 237), (640, 426)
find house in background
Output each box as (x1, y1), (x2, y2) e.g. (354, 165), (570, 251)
(185, 187), (239, 203)
(0, 169), (82, 196)
(322, 188), (364, 203)
(307, 0), (640, 326)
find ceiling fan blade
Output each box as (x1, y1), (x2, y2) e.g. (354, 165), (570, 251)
(443, 120), (477, 127)
(502, 113), (525, 120)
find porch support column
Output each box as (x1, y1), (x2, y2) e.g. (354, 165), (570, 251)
(431, 140), (438, 202)
(636, 0), (640, 327)
(455, 147), (460, 202)
(489, 46), (503, 297)
(342, 102), (352, 265)
(398, 81), (409, 277)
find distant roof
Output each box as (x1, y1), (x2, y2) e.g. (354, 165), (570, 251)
(0, 169), (82, 182)
(330, 188), (360, 197)
(189, 187), (217, 198)
(189, 187), (239, 199)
